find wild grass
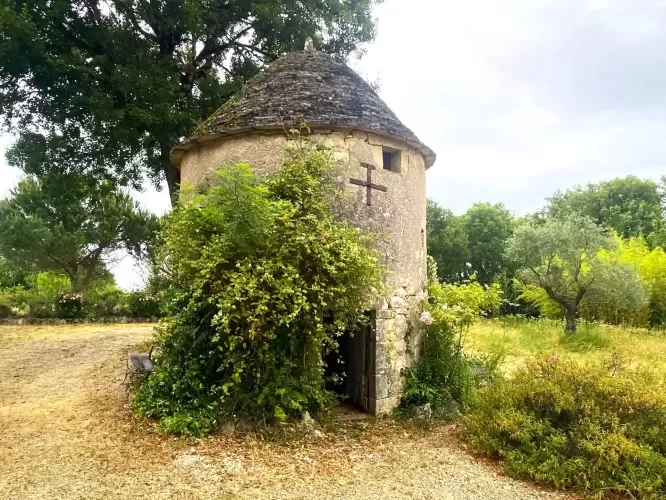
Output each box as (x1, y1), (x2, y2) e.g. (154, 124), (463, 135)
(465, 316), (666, 377)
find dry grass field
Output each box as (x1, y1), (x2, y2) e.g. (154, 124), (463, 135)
(0, 323), (575, 500)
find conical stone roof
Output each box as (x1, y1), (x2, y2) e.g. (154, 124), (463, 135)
(172, 51), (435, 167)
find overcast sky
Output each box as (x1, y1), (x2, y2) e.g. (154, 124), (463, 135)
(2, 0), (665, 288)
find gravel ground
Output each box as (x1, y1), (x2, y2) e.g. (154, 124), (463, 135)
(0, 324), (577, 500)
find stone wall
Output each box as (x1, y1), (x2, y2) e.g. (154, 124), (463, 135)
(179, 128), (428, 415)
(0, 317), (158, 325)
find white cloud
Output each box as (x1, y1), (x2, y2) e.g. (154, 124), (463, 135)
(357, 0), (665, 214)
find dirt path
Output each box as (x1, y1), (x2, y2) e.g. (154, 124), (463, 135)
(0, 324), (575, 500)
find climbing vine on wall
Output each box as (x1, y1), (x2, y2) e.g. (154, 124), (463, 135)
(134, 145), (383, 435)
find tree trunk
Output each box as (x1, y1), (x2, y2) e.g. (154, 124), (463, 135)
(564, 287), (588, 334)
(564, 307), (577, 334)
(162, 142), (181, 205)
(165, 162), (181, 204)
(69, 278), (81, 293)
(543, 285), (586, 334)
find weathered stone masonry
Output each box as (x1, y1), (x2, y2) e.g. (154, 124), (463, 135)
(171, 50), (436, 415)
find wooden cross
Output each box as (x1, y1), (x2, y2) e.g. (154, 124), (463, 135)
(349, 163), (388, 206)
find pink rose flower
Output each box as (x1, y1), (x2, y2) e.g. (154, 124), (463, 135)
(420, 312), (434, 325)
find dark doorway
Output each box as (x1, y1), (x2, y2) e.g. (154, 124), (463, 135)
(324, 312), (375, 411)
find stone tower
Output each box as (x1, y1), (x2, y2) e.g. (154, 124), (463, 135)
(171, 50), (436, 415)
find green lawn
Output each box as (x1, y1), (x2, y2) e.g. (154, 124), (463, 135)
(465, 317), (666, 377)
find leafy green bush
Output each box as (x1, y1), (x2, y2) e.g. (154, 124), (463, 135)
(401, 279), (503, 417)
(127, 291), (161, 318)
(0, 305), (10, 318)
(0, 272), (71, 317)
(134, 146), (383, 435)
(31, 272), (71, 317)
(464, 358), (666, 498)
(0, 286), (31, 317)
(83, 280), (130, 317)
(26, 272), (71, 299)
(0, 270), (160, 320)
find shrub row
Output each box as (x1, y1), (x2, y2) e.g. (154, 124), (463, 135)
(0, 273), (161, 319)
(0, 316), (158, 325)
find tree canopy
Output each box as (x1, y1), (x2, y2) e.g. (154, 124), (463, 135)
(426, 200), (469, 283)
(547, 176), (666, 245)
(0, 0), (377, 198)
(427, 200), (513, 285)
(0, 173), (159, 291)
(597, 234), (666, 327)
(463, 202), (514, 285)
(506, 216), (646, 332)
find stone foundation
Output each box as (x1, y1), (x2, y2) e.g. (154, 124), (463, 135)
(370, 285), (427, 416)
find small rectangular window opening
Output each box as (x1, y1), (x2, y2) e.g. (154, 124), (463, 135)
(382, 147), (401, 173)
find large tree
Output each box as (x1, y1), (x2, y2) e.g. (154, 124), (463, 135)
(426, 200), (514, 284)
(463, 202), (514, 284)
(506, 216), (645, 333)
(0, 173), (159, 290)
(0, 0), (377, 199)
(426, 199), (469, 283)
(547, 176), (665, 244)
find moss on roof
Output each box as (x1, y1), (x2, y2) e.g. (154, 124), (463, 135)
(173, 50), (435, 167)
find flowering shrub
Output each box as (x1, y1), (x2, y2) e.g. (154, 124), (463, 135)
(401, 278), (503, 417)
(57, 292), (85, 318)
(127, 291), (161, 318)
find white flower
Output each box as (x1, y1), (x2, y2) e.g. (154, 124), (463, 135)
(420, 311), (434, 325)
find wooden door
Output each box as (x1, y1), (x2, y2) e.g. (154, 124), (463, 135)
(345, 318), (373, 412)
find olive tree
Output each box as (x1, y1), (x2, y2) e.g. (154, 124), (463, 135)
(506, 216), (644, 333)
